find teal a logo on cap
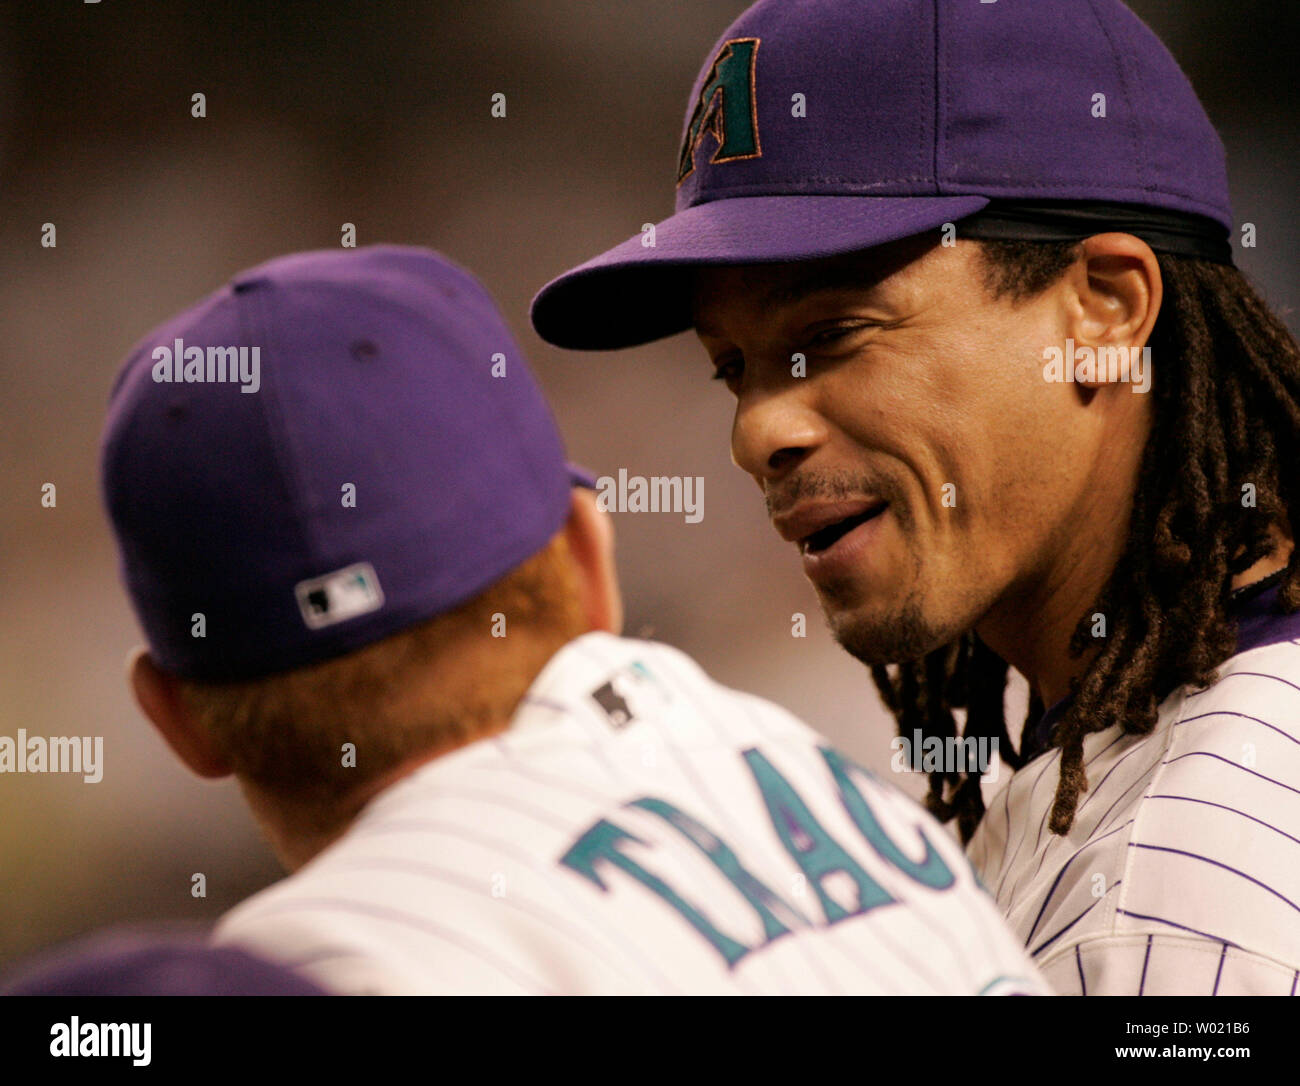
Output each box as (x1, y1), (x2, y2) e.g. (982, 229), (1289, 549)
(676, 37), (762, 185)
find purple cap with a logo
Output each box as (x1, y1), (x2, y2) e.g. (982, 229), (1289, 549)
(101, 246), (590, 681)
(530, 0), (1234, 350)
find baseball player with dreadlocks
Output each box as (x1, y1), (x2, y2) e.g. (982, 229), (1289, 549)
(531, 0), (1300, 995)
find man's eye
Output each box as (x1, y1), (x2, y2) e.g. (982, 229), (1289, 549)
(807, 324), (862, 347)
(711, 358), (743, 386)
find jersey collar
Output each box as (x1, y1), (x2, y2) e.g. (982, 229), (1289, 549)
(1020, 569), (1297, 762)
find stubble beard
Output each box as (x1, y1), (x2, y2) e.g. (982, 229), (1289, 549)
(821, 583), (946, 666)
(767, 468), (954, 664)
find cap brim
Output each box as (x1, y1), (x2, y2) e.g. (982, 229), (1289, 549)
(568, 463), (598, 489)
(531, 194), (990, 351)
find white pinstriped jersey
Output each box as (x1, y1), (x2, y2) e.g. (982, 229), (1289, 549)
(969, 606), (1300, 996)
(213, 633), (1048, 995)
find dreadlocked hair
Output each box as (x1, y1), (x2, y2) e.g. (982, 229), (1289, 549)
(871, 238), (1300, 844)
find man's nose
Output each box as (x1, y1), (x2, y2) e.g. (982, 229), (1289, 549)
(731, 384), (828, 484)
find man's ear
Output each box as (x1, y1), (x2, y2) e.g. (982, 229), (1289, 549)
(1064, 233), (1163, 388)
(128, 649), (233, 778)
(563, 487), (625, 636)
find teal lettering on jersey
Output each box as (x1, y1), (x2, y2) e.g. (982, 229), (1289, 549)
(676, 37), (762, 183)
(631, 796), (810, 943)
(560, 817), (751, 966)
(742, 748), (895, 924)
(819, 747), (956, 891)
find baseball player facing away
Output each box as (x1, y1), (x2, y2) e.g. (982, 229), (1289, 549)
(99, 245), (1048, 996)
(530, 0), (1300, 995)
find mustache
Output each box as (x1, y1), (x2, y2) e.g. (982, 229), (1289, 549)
(764, 470), (897, 518)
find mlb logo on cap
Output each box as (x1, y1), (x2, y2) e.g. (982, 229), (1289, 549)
(295, 563), (385, 630)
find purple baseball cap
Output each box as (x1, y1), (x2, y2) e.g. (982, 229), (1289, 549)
(530, 0), (1234, 350)
(0, 929), (330, 996)
(101, 245), (592, 682)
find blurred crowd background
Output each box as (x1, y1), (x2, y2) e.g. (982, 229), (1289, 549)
(1, 0), (1297, 969)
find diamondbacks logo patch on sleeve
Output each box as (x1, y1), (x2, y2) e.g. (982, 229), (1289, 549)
(677, 37), (762, 185)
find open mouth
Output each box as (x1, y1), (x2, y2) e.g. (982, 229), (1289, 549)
(801, 503), (887, 555)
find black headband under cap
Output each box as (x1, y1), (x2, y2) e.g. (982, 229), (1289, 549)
(958, 201), (1235, 266)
